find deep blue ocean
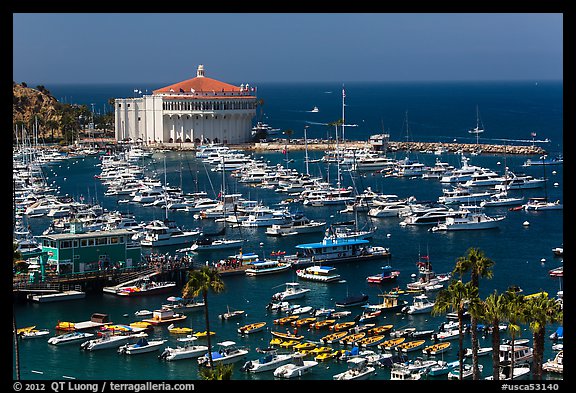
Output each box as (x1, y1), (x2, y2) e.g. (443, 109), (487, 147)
(13, 82), (564, 383)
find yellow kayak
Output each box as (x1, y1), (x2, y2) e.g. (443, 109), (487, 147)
(193, 331), (216, 337)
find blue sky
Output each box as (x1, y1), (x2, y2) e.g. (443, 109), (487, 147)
(13, 13), (563, 84)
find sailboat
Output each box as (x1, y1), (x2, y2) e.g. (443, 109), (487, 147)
(468, 105), (484, 153)
(480, 145), (524, 207)
(523, 154), (563, 211)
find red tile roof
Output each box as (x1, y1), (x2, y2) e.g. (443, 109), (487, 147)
(153, 76), (241, 94)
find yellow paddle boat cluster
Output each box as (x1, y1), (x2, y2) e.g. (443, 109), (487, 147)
(320, 331), (348, 344)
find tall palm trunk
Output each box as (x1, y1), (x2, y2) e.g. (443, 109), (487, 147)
(458, 309), (464, 380)
(13, 310), (20, 380)
(471, 315), (480, 379)
(532, 329), (545, 380)
(491, 319), (501, 380)
(203, 291), (213, 368)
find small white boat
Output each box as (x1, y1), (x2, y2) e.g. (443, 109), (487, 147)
(134, 309), (153, 317)
(158, 336), (208, 361)
(310, 106), (319, 113)
(118, 337), (167, 355)
(80, 332), (148, 351)
(48, 331), (95, 345)
(448, 363), (483, 380)
(333, 357), (376, 380)
(273, 353), (318, 379)
(241, 348), (294, 373)
(197, 341), (249, 367)
(272, 282), (311, 301)
(465, 346), (493, 357)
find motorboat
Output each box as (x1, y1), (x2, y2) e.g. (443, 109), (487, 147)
(158, 336), (208, 361)
(296, 265), (341, 283)
(426, 360), (459, 377)
(80, 332), (148, 351)
(430, 211), (505, 231)
(265, 213), (326, 237)
(272, 282), (311, 301)
(18, 328), (51, 339)
(48, 331), (95, 345)
(273, 352), (318, 379)
(448, 363), (483, 380)
(218, 306), (245, 320)
(197, 341), (249, 367)
(188, 236), (244, 252)
(366, 265), (400, 284)
(402, 294), (435, 314)
(523, 197), (563, 211)
(241, 347), (294, 373)
(310, 106), (319, 113)
(390, 363), (423, 380)
(364, 293), (408, 313)
(237, 321), (267, 335)
(118, 337), (167, 355)
(332, 357), (376, 380)
(485, 361), (531, 380)
(542, 350), (563, 374)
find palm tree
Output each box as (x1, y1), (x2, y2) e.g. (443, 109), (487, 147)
(480, 291), (508, 380)
(452, 247), (495, 379)
(503, 291), (526, 377)
(523, 293), (563, 380)
(432, 280), (478, 380)
(182, 266), (225, 370)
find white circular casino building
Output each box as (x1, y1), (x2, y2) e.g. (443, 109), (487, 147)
(114, 65), (257, 145)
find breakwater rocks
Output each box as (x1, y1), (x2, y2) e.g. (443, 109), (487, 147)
(245, 140), (546, 156)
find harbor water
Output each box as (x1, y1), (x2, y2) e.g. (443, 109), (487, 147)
(13, 82), (563, 381)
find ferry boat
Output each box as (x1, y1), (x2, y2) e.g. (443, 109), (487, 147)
(245, 260), (292, 276)
(296, 265), (341, 283)
(285, 237), (391, 268)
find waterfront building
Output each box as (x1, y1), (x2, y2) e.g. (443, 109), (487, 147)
(35, 220), (142, 275)
(114, 65), (257, 145)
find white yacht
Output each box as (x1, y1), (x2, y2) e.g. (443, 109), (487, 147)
(240, 206), (291, 227)
(400, 205), (467, 226)
(437, 186), (493, 205)
(80, 332), (148, 351)
(523, 197), (563, 211)
(265, 213), (326, 236)
(139, 219), (200, 247)
(431, 211), (505, 231)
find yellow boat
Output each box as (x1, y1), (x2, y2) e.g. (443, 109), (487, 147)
(274, 315), (299, 325)
(55, 321), (75, 331)
(321, 331), (348, 344)
(292, 317), (316, 327)
(270, 331), (304, 340)
(193, 331), (216, 338)
(367, 324), (393, 336)
(524, 291), (549, 300)
(269, 338), (283, 346)
(310, 346), (332, 355)
(167, 325), (193, 334)
(16, 326), (36, 334)
(422, 341), (451, 355)
(279, 339), (299, 348)
(129, 321), (153, 329)
(379, 337), (406, 351)
(340, 332), (366, 345)
(330, 321), (356, 332)
(357, 334), (387, 348)
(311, 319), (336, 329)
(397, 339), (426, 353)
(315, 350), (340, 362)
(293, 341), (316, 351)
(238, 321), (267, 334)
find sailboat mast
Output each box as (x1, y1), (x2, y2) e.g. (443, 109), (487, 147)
(304, 125), (310, 176)
(342, 85), (346, 142)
